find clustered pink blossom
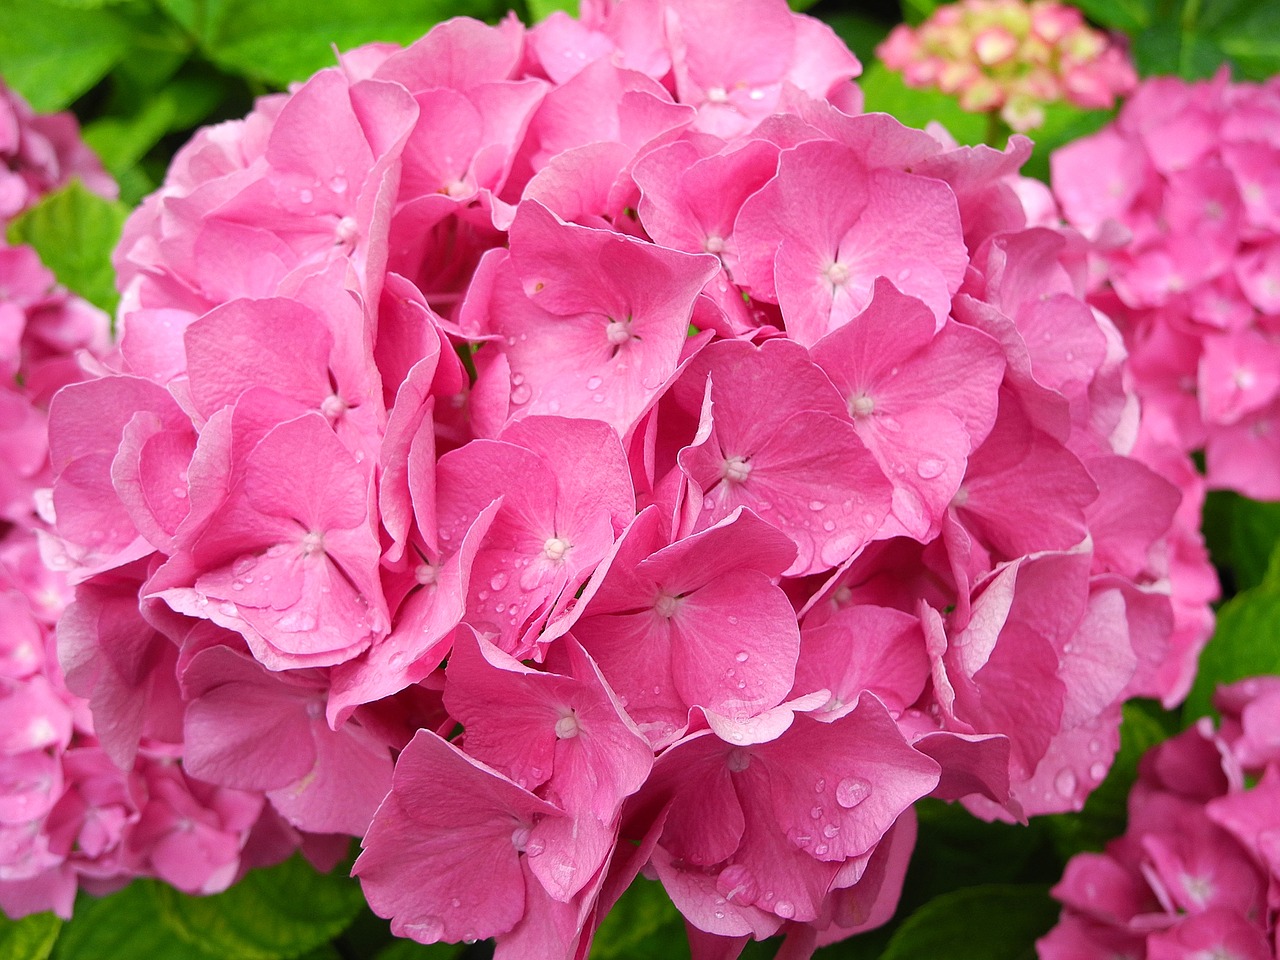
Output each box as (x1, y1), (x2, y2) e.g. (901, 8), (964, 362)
(0, 79), (324, 919)
(1052, 72), (1280, 502)
(1040, 676), (1280, 960)
(877, 0), (1137, 132)
(38, 0), (1210, 954)
(0, 84), (117, 221)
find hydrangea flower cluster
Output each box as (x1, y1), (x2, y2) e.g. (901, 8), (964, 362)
(0, 80), (318, 919)
(1052, 72), (1280, 501)
(877, 0), (1137, 132)
(42, 0), (1207, 953)
(1040, 677), (1280, 960)
(0, 84), (117, 221)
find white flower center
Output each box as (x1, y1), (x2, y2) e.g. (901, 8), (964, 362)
(721, 455), (752, 484)
(543, 537), (570, 561)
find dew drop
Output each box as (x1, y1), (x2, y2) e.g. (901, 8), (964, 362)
(917, 457), (945, 480)
(299, 188), (313, 204)
(217, 602), (238, 618)
(1088, 739), (1102, 755)
(592, 393), (605, 403)
(814, 778), (826, 793)
(1054, 768), (1078, 797)
(822, 824), (839, 838)
(404, 917), (444, 942)
(172, 486), (188, 499)
(809, 500), (825, 511)
(231, 581), (244, 591)
(835, 776), (872, 808)
(330, 175), (348, 194)
(510, 383), (532, 405)
(586, 375), (603, 390)
(233, 556), (257, 576)
(1089, 762), (1107, 781)
(774, 900), (796, 919)
(814, 843), (828, 856)
(809, 805), (822, 820)
(822, 519), (836, 532)
(525, 838), (546, 857)
(735, 650), (749, 662)
(490, 573), (508, 591)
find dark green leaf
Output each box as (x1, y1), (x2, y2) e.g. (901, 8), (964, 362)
(788, 0), (820, 10)
(879, 885), (1059, 960)
(376, 940), (465, 960)
(0, 0), (132, 110)
(6, 181), (127, 315)
(591, 877), (690, 960)
(52, 882), (217, 960)
(1067, 0), (1153, 33)
(1213, 0), (1280, 79)
(1184, 551), (1280, 720)
(0, 912), (60, 960)
(824, 12), (893, 67)
(185, 0), (509, 88)
(858, 63), (987, 146)
(899, 0), (940, 27)
(150, 854), (364, 960)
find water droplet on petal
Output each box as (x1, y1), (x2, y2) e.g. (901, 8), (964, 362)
(330, 175), (347, 194)
(814, 778), (826, 793)
(510, 383), (532, 405)
(1054, 768), (1078, 797)
(490, 573), (507, 591)
(917, 457), (945, 480)
(835, 776), (872, 808)
(735, 650), (749, 663)
(822, 824), (840, 838)
(822, 519), (836, 532)
(774, 900), (796, 919)
(525, 838), (545, 857)
(172, 486), (188, 499)
(299, 188), (313, 204)
(404, 917), (445, 942)
(586, 375), (603, 390)
(809, 500), (825, 511)
(1089, 761), (1107, 781)
(814, 843), (828, 855)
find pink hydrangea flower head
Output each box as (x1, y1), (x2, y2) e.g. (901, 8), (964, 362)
(1041, 678), (1280, 959)
(877, 0), (1136, 132)
(1053, 72), (1280, 501)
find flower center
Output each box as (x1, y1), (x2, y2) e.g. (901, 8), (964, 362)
(543, 537), (570, 561)
(301, 531), (325, 555)
(849, 393), (875, 418)
(826, 261), (850, 286)
(605, 319), (632, 346)
(554, 713), (580, 739)
(721, 455), (752, 484)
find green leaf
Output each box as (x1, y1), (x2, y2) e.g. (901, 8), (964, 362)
(185, 0), (509, 88)
(858, 62), (986, 146)
(1214, 0), (1280, 79)
(879, 885), (1059, 960)
(1224, 496), (1280, 592)
(0, 0), (132, 110)
(900, 0), (940, 27)
(788, 0), (820, 10)
(1184, 551), (1280, 720)
(376, 940), (464, 960)
(591, 877), (690, 960)
(824, 12), (893, 66)
(150, 854), (364, 960)
(0, 912), (60, 960)
(52, 883), (216, 960)
(527, 0), (576, 18)
(6, 181), (127, 315)
(1046, 700), (1173, 858)
(1066, 0), (1153, 33)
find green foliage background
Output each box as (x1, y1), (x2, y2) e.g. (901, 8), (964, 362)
(2, 0), (1278, 956)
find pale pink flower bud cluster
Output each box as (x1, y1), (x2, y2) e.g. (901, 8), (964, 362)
(0, 83), (116, 221)
(1052, 72), (1280, 501)
(0, 78), (311, 919)
(877, 0), (1137, 131)
(1040, 677), (1280, 960)
(38, 2), (1207, 954)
